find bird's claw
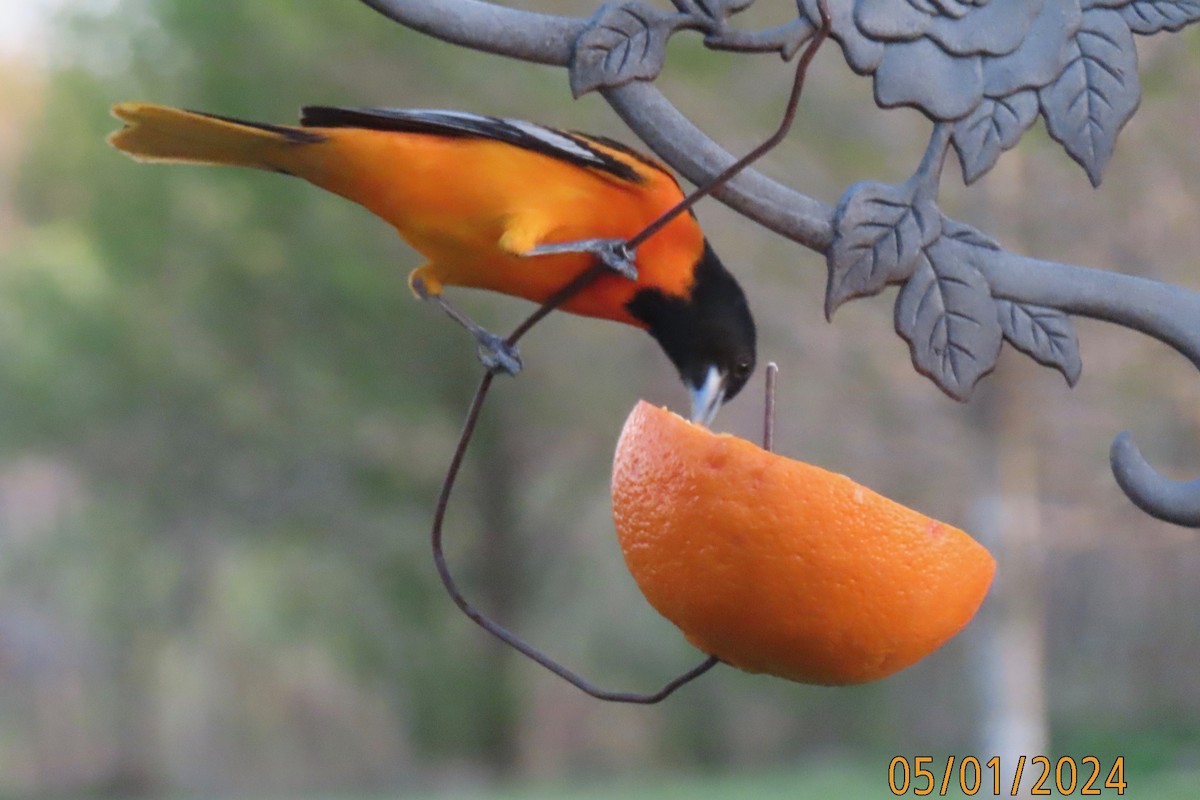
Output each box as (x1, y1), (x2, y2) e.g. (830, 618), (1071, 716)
(592, 239), (638, 280)
(414, 274), (521, 375)
(475, 332), (522, 376)
(527, 238), (638, 281)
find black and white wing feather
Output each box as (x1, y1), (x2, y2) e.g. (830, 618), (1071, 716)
(300, 106), (651, 183)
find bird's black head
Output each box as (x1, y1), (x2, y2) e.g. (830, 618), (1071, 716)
(626, 240), (756, 425)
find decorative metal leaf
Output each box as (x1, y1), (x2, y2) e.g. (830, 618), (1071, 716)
(895, 246), (1002, 401)
(1120, 0), (1200, 33)
(826, 181), (942, 319)
(996, 299), (1083, 385)
(940, 217), (1000, 251)
(952, 90), (1040, 185)
(570, 3), (684, 97)
(1038, 9), (1141, 187)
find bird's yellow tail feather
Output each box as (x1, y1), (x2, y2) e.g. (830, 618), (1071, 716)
(108, 102), (325, 171)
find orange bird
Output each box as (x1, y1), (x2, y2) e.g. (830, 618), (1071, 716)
(108, 103), (756, 422)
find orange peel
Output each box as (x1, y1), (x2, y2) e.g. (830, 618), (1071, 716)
(611, 401), (995, 685)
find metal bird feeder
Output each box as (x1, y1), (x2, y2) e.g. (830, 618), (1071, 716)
(360, 0), (1200, 528)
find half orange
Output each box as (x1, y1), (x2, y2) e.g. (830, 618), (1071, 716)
(611, 401), (995, 685)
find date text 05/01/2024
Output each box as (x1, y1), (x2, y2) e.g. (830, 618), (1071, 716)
(888, 755), (1126, 796)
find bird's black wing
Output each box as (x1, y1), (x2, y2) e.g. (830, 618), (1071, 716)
(300, 106), (649, 184)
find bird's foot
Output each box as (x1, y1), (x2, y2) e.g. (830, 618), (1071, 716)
(414, 275), (522, 376)
(526, 238), (638, 281)
(474, 331), (522, 376)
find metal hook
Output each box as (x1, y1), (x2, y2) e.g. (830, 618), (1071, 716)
(1112, 434), (1200, 527)
(972, 247), (1200, 528)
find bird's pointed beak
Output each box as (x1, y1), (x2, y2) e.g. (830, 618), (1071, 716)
(690, 365), (727, 428)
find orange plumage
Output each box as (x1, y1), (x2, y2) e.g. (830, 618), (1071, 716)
(108, 102), (757, 412)
(109, 102), (697, 324)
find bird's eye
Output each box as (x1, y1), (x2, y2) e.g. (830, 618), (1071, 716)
(733, 360), (752, 379)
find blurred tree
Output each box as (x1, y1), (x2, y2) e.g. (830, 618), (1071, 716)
(1, 0), (546, 790)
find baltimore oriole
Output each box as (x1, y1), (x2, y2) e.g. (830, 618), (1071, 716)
(107, 103), (757, 422)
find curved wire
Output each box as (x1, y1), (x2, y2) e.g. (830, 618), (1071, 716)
(624, 2), (831, 251)
(425, 4), (833, 702)
(432, 362), (717, 703)
(435, 259), (720, 703)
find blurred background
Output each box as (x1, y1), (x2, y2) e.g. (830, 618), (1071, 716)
(1, 1), (1199, 797)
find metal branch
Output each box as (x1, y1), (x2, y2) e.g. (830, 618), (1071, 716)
(356, 0), (1200, 526)
(357, 0), (580, 64)
(602, 82), (835, 247)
